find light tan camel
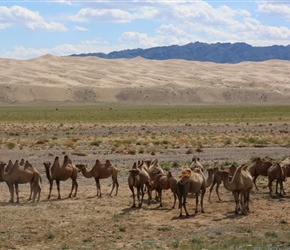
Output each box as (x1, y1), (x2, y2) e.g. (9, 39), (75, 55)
(128, 161), (152, 208)
(43, 155), (78, 200)
(176, 168), (206, 217)
(208, 165), (236, 202)
(217, 165), (253, 215)
(248, 157), (273, 190)
(76, 159), (119, 197)
(267, 162), (285, 197)
(1, 160), (41, 203)
(150, 171), (177, 208)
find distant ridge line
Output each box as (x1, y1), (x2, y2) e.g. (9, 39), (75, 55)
(70, 41), (290, 64)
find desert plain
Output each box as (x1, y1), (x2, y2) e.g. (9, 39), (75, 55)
(0, 55), (290, 250)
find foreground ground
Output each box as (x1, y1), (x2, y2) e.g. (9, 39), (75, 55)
(0, 122), (289, 250)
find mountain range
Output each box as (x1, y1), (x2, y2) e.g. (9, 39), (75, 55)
(70, 42), (290, 63)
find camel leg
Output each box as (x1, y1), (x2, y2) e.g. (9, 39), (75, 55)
(253, 176), (259, 191)
(183, 195), (190, 217)
(172, 190), (177, 209)
(47, 180), (53, 200)
(137, 185), (142, 208)
(129, 186), (136, 208)
(8, 183), (14, 203)
(200, 189), (205, 213)
(208, 179), (215, 202)
(157, 188), (162, 208)
(56, 179), (61, 199)
(146, 183), (152, 205)
(73, 179), (78, 197)
(15, 182), (20, 203)
(114, 179), (119, 196)
(109, 177), (115, 196)
(216, 183), (222, 201)
(268, 178), (273, 196)
(95, 178), (101, 197)
(233, 191), (240, 214)
(195, 193), (199, 214)
(28, 183), (33, 201)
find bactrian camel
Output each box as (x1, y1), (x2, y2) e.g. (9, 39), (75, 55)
(150, 171), (177, 208)
(217, 165), (253, 215)
(1, 160), (42, 203)
(176, 168), (206, 217)
(208, 165), (236, 202)
(248, 157), (273, 191)
(128, 161), (152, 208)
(43, 155), (78, 200)
(76, 159), (119, 197)
(267, 162), (285, 197)
(147, 159), (164, 201)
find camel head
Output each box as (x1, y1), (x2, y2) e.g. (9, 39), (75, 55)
(76, 164), (86, 171)
(190, 156), (204, 172)
(0, 161), (6, 168)
(43, 161), (51, 169)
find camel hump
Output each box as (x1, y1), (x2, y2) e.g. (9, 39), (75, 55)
(95, 159), (101, 165)
(20, 159), (25, 166)
(64, 155), (72, 164)
(105, 160), (112, 166)
(179, 169), (191, 179)
(132, 162), (137, 169)
(167, 171), (172, 177)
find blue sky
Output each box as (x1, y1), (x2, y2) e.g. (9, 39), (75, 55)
(1, 0), (290, 59)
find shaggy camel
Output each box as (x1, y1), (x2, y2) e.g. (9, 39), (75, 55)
(76, 159), (119, 197)
(1, 160), (41, 203)
(217, 165), (253, 215)
(147, 159), (164, 201)
(43, 155), (78, 200)
(189, 156), (204, 172)
(208, 165), (236, 202)
(128, 161), (152, 208)
(267, 162), (285, 197)
(176, 168), (206, 217)
(248, 157), (274, 190)
(150, 171), (177, 208)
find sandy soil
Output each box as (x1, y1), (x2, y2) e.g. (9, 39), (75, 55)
(0, 123), (290, 250)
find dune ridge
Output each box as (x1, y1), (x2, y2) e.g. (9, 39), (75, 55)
(0, 54), (289, 105)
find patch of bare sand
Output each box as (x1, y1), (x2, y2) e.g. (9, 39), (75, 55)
(0, 55), (290, 104)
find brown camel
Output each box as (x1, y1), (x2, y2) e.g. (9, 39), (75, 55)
(43, 155), (78, 200)
(128, 161), (152, 208)
(208, 165), (236, 202)
(147, 159), (164, 201)
(217, 165), (253, 215)
(248, 157), (274, 190)
(176, 168), (206, 217)
(150, 171), (177, 208)
(267, 162), (285, 197)
(76, 159), (119, 197)
(1, 160), (41, 203)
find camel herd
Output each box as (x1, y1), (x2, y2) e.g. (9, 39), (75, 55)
(0, 155), (290, 217)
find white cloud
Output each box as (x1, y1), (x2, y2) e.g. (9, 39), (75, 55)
(74, 26), (88, 31)
(257, 3), (290, 19)
(70, 8), (134, 23)
(0, 5), (67, 31)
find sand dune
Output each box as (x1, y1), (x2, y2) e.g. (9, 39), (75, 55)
(0, 54), (289, 105)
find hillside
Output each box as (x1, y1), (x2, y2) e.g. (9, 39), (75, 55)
(0, 55), (289, 105)
(70, 42), (290, 63)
